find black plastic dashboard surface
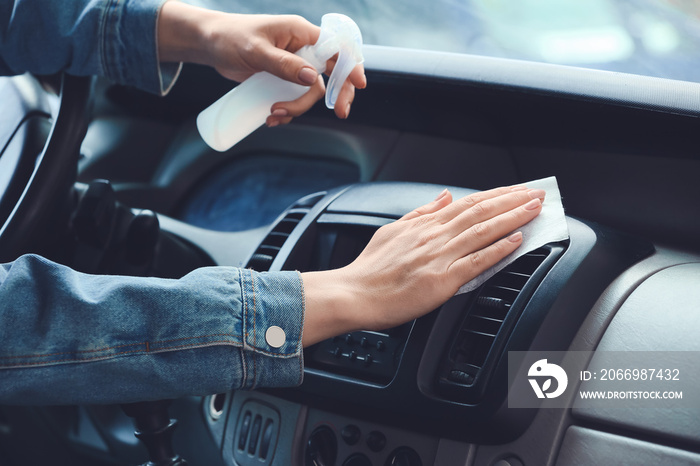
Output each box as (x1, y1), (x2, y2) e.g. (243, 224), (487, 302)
(251, 182), (654, 443)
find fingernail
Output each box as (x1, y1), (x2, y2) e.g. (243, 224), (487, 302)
(524, 198), (542, 210)
(528, 189), (546, 200)
(357, 72), (368, 89)
(299, 67), (317, 85)
(271, 108), (288, 117)
(508, 231), (523, 242)
(267, 120), (280, 128)
(510, 186), (528, 192)
(434, 188), (448, 201)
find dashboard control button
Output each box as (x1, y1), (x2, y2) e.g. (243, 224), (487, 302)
(343, 453), (372, 466)
(345, 334), (355, 345)
(340, 424), (361, 445)
(492, 458), (523, 466)
(360, 337), (369, 348)
(385, 447), (422, 466)
(376, 340), (386, 351)
(259, 419), (275, 460)
(384, 447), (423, 466)
(248, 415), (262, 455)
(333, 347), (342, 358)
(364, 354), (373, 367)
(366, 431), (386, 452)
(237, 411), (252, 451)
(305, 426), (337, 466)
(349, 351), (357, 362)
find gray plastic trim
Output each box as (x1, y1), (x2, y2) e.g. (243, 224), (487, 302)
(572, 262), (700, 445)
(556, 426), (700, 466)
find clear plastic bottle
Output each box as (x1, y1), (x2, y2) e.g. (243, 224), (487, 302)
(197, 13), (364, 152)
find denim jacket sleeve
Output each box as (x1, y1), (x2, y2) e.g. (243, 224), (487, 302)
(0, 0), (181, 95)
(0, 255), (306, 405)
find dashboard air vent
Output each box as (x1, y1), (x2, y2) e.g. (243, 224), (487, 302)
(246, 193), (324, 271)
(437, 244), (564, 400)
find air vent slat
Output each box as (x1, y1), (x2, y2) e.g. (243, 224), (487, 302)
(490, 285), (520, 294)
(257, 245), (281, 257)
(476, 296), (511, 313)
(483, 286), (519, 303)
(464, 316), (503, 336)
(285, 211), (306, 221)
(470, 312), (505, 324)
(452, 362), (481, 374)
(509, 254), (547, 274)
(439, 246), (560, 393)
(247, 193), (324, 272)
(473, 307), (510, 321)
(463, 329), (499, 338)
(247, 254), (274, 272)
(497, 271), (531, 289)
(265, 232), (289, 248)
(453, 332), (495, 369)
(276, 218), (300, 234)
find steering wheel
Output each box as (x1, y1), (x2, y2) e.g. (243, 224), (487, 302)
(0, 73), (92, 262)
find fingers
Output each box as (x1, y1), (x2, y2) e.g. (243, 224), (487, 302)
(251, 45), (319, 86)
(329, 62), (366, 119)
(398, 184), (545, 288)
(444, 195), (542, 257)
(267, 61), (366, 124)
(267, 75), (325, 127)
(324, 57), (367, 89)
(334, 83), (355, 119)
(445, 188), (545, 235)
(400, 188), (453, 221)
(349, 64), (368, 89)
(398, 185), (540, 226)
(449, 231), (524, 280)
(434, 185), (528, 223)
(325, 61), (366, 119)
(246, 15), (322, 85)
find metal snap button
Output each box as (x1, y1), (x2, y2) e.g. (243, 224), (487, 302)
(265, 326), (286, 348)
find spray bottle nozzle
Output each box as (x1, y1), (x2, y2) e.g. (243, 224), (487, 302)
(313, 13), (364, 109)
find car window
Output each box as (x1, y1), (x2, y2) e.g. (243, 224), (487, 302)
(186, 0), (700, 83)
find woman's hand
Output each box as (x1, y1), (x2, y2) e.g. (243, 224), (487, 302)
(157, 2), (366, 124)
(301, 186), (546, 346)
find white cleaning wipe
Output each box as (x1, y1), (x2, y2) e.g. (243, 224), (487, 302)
(455, 176), (569, 295)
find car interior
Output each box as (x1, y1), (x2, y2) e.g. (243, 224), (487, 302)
(1, 18), (700, 466)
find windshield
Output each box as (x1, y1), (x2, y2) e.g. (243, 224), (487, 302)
(188, 0), (700, 83)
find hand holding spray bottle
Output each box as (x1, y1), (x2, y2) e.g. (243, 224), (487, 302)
(197, 14), (364, 152)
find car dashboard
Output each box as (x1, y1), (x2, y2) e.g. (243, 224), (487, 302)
(2, 45), (700, 466)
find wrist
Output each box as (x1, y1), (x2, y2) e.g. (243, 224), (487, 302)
(157, 1), (217, 64)
(300, 268), (368, 347)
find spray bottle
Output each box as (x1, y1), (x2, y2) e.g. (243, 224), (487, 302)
(196, 13), (364, 152)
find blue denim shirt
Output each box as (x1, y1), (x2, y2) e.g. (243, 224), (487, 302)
(0, 0), (180, 95)
(0, 255), (305, 405)
(0, 1), (307, 404)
